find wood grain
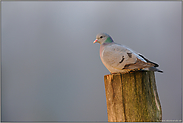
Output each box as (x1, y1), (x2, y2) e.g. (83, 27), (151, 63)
(104, 71), (162, 122)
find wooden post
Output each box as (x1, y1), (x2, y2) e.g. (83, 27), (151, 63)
(104, 71), (162, 122)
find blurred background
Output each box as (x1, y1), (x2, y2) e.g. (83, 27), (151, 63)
(1, 1), (181, 122)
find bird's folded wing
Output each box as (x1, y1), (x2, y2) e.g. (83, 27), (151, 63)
(123, 58), (154, 70)
(138, 54), (159, 67)
(102, 44), (155, 70)
(102, 44), (137, 70)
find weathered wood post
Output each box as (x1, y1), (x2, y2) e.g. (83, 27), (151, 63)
(104, 71), (162, 122)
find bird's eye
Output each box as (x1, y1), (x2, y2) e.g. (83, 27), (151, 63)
(100, 36), (103, 38)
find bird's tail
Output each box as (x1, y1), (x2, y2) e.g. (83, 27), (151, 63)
(142, 67), (163, 73)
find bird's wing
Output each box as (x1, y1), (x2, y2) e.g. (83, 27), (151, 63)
(101, 44), (154, 70)
(138, 54), (159, 67)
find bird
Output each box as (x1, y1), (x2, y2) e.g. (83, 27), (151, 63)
(93, 33), (163, 74)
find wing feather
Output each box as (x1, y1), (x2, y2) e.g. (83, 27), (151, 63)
(123, 58), (155, 70)
(138, 54), (159, 67)
(101, 43), (156, 71)
(102, 44), (137, 70)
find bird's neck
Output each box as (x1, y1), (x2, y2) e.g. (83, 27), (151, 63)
(104, 37), (113, 44)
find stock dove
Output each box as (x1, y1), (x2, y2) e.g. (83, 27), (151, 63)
(93, 33), (163, 74)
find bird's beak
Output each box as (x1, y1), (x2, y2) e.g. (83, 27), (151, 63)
(93, 39), (98, 44)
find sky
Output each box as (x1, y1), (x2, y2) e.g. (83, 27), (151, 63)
(1, 1), (182, 122)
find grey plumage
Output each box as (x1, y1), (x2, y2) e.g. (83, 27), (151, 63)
(93, 33), (163, 74)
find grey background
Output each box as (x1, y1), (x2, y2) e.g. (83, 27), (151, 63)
(1, 1), (182, 122)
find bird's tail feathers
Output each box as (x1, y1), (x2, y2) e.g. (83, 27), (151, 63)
(142, 67), (163, 73)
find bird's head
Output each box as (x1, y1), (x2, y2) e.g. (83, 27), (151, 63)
(93, 33), (113, 44)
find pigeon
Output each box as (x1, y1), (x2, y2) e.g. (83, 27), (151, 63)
(93, 33), (163, 74)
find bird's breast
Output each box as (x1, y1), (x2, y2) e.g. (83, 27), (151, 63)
(99, 45), (105, 58)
